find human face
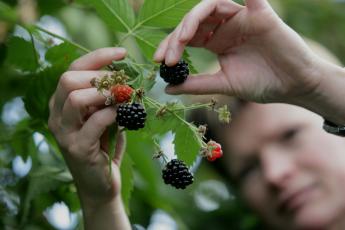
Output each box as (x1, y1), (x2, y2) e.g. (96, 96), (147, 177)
(225, 103), (345, 229)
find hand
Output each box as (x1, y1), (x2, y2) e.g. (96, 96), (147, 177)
(48, 47), (127, 206)
(154, 0), (323, 104)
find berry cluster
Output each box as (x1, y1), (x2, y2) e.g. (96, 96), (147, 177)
(162, 159), (194, 189)
(159, 59), (189, 85)
(116, 102), (147, 130)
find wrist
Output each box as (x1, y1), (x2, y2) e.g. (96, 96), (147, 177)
(293, 58), (345, 124)
(81, 195), (131, 230)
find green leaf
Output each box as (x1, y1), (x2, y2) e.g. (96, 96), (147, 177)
(5, 36), (39, 72)
(24, 43), (79, 121)
(137, 0), (200, 28)
(45, 42), (81, 69)
(77, 0), (135, 32)
(120, 152), (134, 215)
(23, 66), (63, 121)
(174, 119), (202, 166)
(0, 2), (17, 23)
(135, 29), (167, 62)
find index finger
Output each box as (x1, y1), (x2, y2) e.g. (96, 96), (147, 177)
(69, 47), (127, 71)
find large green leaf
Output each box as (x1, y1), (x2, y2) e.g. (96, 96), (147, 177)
(5, 36), (39, 72)
(77, 0), (135, 32)
(174, 120), (202, 166)
(23, 66), (62, 121)
(24, 43), (80, 121)
(137, 0), (200, 28)
(45, 42), (81, 69)
(120, 152), (134, 215)
(135, 28), (167, 62)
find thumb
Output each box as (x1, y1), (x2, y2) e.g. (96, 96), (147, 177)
(165, 72), (229, 95)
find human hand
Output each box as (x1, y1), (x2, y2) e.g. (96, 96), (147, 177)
(48, 47), (127, 206)
(154, 0), (323, 104)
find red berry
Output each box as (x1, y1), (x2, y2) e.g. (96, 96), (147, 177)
(110, 84), (134, 103)
(206, 141), (223, 162)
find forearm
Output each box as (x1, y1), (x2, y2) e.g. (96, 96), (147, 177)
(80, 195), (131, 230)
(294, 58), (345, 125)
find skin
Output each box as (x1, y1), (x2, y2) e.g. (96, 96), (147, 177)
(225, 103), (345, 230)
(48, 47), (131, 230)
(154, 0), (345, 125)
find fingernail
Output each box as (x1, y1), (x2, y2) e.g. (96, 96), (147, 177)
(116, 47), (127, 54)
(153, 49), (162, 62)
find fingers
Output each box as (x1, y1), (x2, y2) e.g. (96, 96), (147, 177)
(113, 131), (126, 165)
(154, 0), (242, 65)
(69, 47), (127, 71)
(61, 88), (106, 131)
(165, 72), (230, 95)
(52, 70), (110, 115)
(80, 106), (117, 147)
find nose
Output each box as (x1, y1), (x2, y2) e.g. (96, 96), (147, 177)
(261, 146), (296, 189)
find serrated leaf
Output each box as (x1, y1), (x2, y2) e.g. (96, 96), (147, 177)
(137, 0), (200, 28)
(126, 132), (161, 194)
(174, 120), (202, 166)
(77, 0), (135, 32)
(45, 42), (81, 69)
(135, 28), (167, 61)
(135, 28), (197, 73)
(120, 152), (134, 215)
(23, 66), (64, 121)
(5, 36), (39, 72)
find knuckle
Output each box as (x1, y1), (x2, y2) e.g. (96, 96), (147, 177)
(67, 91), (83, 109)
(59, 72), (74, 90)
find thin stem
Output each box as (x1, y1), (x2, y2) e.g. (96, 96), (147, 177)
(33, 25), (90, 53)
(27, 29), (39, 68)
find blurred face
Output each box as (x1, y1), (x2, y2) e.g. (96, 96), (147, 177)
(226, 103), (345, 230)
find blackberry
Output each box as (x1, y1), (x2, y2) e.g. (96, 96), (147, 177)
(162, 159), (194, 189)
(159, 59), (189, 85)
(116, 102), (147, 130)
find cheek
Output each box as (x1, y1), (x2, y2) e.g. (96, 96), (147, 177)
(295, 132), (345, 226)
(241, 176), (271, 213)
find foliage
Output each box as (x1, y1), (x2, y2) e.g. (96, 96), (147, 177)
(0, 0), (344, 229)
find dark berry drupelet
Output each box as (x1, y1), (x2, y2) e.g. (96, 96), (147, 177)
(159, 59), (189, 85)
(116, 102), (147, 130)
(162, 159), (194, 189)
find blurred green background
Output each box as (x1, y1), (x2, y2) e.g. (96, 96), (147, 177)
(0, 0), (344, 229)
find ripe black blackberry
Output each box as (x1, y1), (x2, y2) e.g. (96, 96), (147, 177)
(116, 102), (146, 130)
(159, 59), (189, 85)
(162, 159), (194, 189)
